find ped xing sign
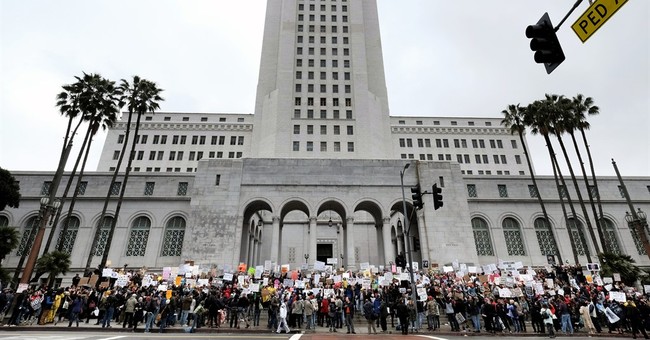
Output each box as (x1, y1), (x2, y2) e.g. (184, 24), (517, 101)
(572, 0), (628, 43)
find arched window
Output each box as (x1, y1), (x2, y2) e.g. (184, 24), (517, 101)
(57, 216), (80, 255)
(567, 218), (587, 256)
(0, 215), (9, 227)
(534, 218), (558, 255)
(601, 219), (621, 255)
(126, 216), (150, 256)
(502, 217), (526, 256)
(93, 216), (113, 257)
(17, 216), (39, 256)
(161, 216), (185, 256)
(471, 217), (494, 256)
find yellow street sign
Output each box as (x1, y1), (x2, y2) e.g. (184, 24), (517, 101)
(572, 0), (629, 43)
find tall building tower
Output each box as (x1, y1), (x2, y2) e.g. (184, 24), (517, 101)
(251, 0), (394, 159)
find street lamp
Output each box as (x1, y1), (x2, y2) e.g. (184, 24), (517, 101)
(625, 208), (650, 260)
(304, 253), (309, 263)
(20, 197), (61, 285)
(399, 162), (418, 304)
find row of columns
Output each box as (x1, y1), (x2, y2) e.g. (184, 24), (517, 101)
(264, 214), (420, 267)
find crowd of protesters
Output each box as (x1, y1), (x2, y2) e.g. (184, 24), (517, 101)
(0, 262), (649, 338)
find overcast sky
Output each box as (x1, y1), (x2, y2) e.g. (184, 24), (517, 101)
(1, 0), (648, 178)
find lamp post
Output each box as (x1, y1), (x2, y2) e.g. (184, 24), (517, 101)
(340, 253), (344, 268)
(625, 209), (650, 260)
(20, 197), (61, 285)
(304, 253), (309, 263)
(399, 163), (418, 303)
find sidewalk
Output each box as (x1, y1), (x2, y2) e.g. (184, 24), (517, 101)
(0, 318), (636, 337)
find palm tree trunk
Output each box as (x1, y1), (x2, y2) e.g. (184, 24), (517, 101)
(518, 130), (562, 263)
(62, 115), (74, 155)
(546, 133), (592, 263)
(55, 129), (95, 252)
(84, 112), (134, 274)
(44, 124), (93, 253)
(570, 131), (608, 253)
(555, 134), (601, 254)
(547, 135), (579, 265)
(99, 111), (144, 274)
(581, 127), (609, 251)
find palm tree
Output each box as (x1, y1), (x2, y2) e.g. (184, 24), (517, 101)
(0, 226), (20, 263)
(92, 76), (163, 276)
(33, 251), (71, 287)
(501, 104), (562, 263)
(571, 94), (609, 252)
(526, 97), (592, 263)
(549, 94), (601, 255)
(45, 74), (120, 252)
(55, 75), (120, 252)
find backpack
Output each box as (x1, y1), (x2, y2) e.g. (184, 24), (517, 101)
(542, 309), (550, 319)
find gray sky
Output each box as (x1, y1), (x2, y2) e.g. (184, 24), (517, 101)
(1, 0), (648, 177)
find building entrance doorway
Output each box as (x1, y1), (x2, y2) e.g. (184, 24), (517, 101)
(317, 243), (333, 263)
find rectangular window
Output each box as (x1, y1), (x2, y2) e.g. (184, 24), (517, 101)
(199, 136), (206, 145)
(180, 135), (186, 144)
(589, 185), (599, 199)
(464, 154), (471, 163)
(475, 155), (482, 164)
(172, 135), (179, 144)
(144, 182), (155, 196)
(346, 125), (353, 135)
(511, 140), (518, 148)
(618, 185), (626, 198)
(493, 155), (500, 164)
(117, 135), (124, 144)
(211, 136), (218, 145)
(483, 155), (489, 164)
(425, 139), (431, 148)
(500, 155), (507, 164)
(334, 125), (340, 135)
(334, 142), (341, 152)
(479, 140), (485, 148)
(294, 125), (300, 134)
(418, 139), (424, 148)
(110, 182), (121, 196)
(215, 174), (221, 186)
(113, 151), (120, 160)
(306, 141), (313, 151)
(498, 184), (508, 198)
(197, 152), (203, 160)
(347, 142), (354, 152)
(497, 140), (503, 148)
(137, 151), (144, 160)
(177, 151), (184, 161)
(515, 155), (522, 164)
(320, 125), (327, 135)
(189, 151), (195, 160)
(320, 142), (327, 152)
(177, 182), (188, 196)
(238, 136), (244, 145)
(293, 141), (299, 151)
(218, 136), (225, 145)
(406, 139), (413, 148)
(443, 139), (449, 148)
(528, 185), (539, 198)
(192, 136), (198, 145)
(457, 155), (463, 163)
(230, 136), (237, 145)
(149, 151), (156, 161)
(461, 139), (467, 148)
(169, 151), (176, 161)
(153, 135), (159, 144)
(160, 135), (167, 144)
(307, 125), (314, 134)
(209, 151), (215, 158)
(157, 151), (164, 160)
(472, 139), (478, 148)
(454, 139), (460, 148)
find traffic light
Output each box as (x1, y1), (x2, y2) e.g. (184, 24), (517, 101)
(432, 183), (443, 210)
(411, 184), (424, 210)
(413, 237), (420, 252)
(525, 12), (565, 74)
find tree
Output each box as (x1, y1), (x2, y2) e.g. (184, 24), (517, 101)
(33, 251), (71, 287)
(570, 94), (608, 252)
(94, 76), (163, 276)
(55, 74), (120, 252)
(598, 252), (646, 286)
(0, 167), (21, 211)
(549, 94), (601, 255)
(501, 104), (561, 263)
(526, 97), (590, 263)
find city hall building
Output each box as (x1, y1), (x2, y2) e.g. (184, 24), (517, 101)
(3, 0), (649, 282)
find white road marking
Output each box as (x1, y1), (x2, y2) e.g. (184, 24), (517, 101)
(288, 333), (303, 340)
(416, 335), (449, 340)
(97, 336), (127, 340)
